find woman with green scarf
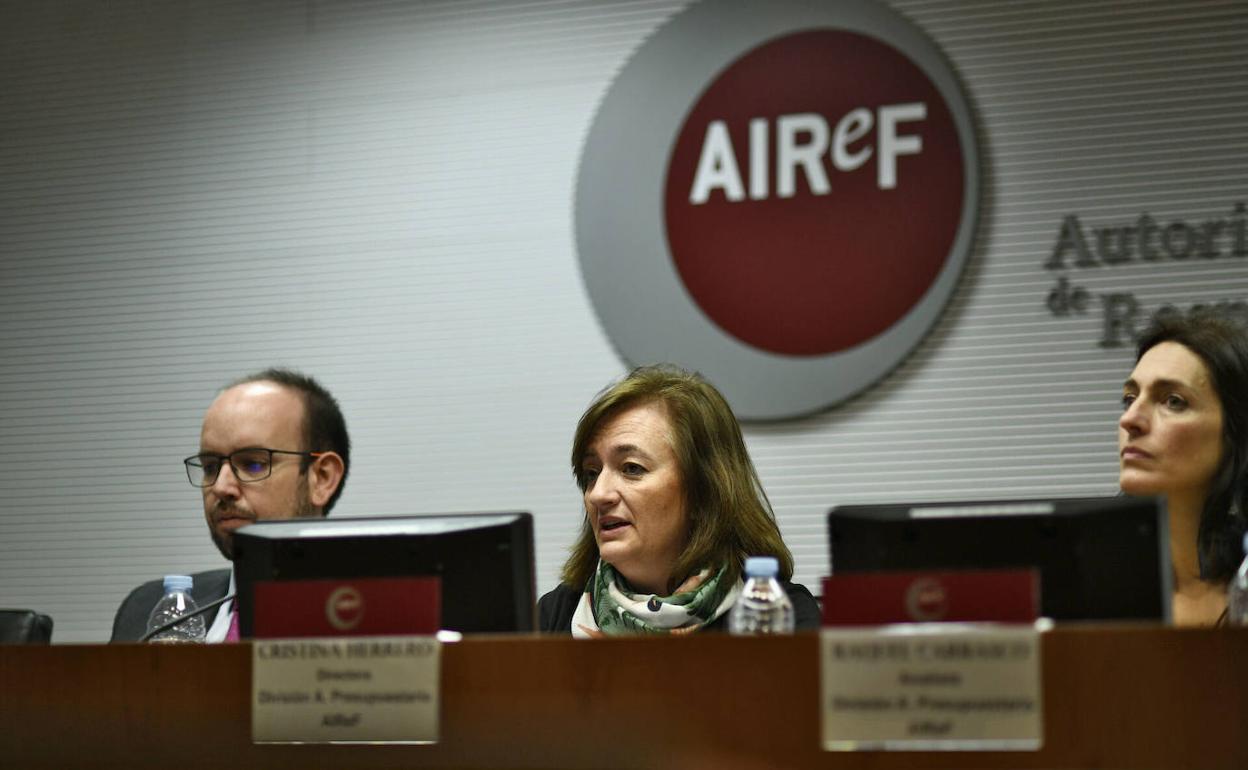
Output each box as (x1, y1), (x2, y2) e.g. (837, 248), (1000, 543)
(538, 365), (820, 636)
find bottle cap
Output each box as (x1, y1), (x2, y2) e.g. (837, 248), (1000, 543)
(163, 575), (194, 593)
(743, 556), (779, 578)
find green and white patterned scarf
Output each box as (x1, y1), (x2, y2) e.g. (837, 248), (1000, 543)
(570, 561), (740, 638)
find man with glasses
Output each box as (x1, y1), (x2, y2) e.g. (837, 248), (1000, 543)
(110, 368), (350, 642)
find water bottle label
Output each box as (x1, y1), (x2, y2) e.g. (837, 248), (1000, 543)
(146, 591), (207, 643)
(728, 577), (795, 635)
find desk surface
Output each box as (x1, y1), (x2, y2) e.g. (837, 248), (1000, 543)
(1, 627), (1245, 769)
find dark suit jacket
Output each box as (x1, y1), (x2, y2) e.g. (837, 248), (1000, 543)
(110, 568), (232, 642)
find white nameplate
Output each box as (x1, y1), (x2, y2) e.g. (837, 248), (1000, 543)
(820, 625), (1042, 751)
(251, 636), (440, 744)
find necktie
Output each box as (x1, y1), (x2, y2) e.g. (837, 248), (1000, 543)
(224, 607), (240, 643)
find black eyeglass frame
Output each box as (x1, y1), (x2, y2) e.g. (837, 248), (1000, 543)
(183, 447), (328, 488)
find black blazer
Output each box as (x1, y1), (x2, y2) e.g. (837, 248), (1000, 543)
(110, 568), (231, 642)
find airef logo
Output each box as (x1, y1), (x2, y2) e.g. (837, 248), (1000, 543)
(576, 0), (979, 419)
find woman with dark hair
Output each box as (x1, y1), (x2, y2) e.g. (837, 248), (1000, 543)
(539, 365), (820, 635)
(1120, 307), (1248, 625)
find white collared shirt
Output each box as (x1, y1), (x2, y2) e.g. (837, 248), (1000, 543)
(204, 570), (237, 643)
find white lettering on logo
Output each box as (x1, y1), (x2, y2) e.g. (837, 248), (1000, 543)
(877, 102), (926, 189)
(832, 107), (873, 173)
(688, 103), (927, 203)
(777, 113), (831, 197)
(749, 117), (768, 200)
(689, 121), (746, 203)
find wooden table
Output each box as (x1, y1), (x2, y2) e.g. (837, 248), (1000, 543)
(1, 627), (1244, 769)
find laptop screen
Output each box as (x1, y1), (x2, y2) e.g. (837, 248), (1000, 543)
(233, 511), (536, 637)
(827, 496), (1171, 622)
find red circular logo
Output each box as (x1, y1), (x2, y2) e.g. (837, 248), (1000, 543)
(664, 30), (965, 357)
(326, 586), (364, 631)
(905, 578), (950, 622)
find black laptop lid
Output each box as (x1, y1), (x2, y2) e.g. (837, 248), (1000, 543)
(828, 496), (1171, 622)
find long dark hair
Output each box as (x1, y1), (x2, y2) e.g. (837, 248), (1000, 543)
(1135, 307), (1248, 581)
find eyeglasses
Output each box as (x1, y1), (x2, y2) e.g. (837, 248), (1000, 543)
(183, 448), (327, 488)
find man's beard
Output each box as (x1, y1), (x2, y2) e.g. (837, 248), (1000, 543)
(210, 479), (319, 560)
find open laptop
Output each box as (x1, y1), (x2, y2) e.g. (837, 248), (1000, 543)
(827, 496), (1171, 623)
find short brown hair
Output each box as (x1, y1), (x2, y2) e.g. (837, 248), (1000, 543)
(229, 368), (350, 514)
(561, 365), (794, 592)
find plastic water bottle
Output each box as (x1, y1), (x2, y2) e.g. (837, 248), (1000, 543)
(729, 556), (795, 634)
(1228, 533), (1248, 626)
(146, 575), (207, 643)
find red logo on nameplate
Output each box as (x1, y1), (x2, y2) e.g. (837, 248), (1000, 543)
(821, 570), (1038, 626)
(252, 577), (440, 638)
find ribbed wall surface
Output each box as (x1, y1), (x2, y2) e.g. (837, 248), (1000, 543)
(1, 0), (1245, 641)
